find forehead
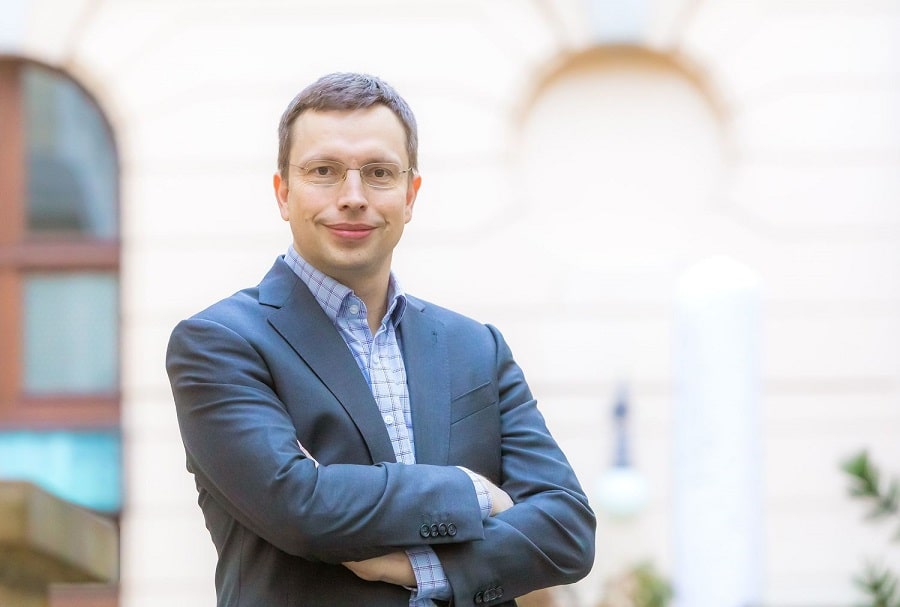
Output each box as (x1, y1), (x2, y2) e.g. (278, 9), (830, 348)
(289, 106), (407, 162)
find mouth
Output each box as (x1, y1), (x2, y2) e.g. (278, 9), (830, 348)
(325, 223), (376, 240)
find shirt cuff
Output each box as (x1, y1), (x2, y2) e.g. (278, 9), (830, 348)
(406, 546), (451, 602)
(457, 466), (492, 520)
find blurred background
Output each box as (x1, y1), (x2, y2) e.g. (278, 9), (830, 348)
(0, 0), (898, 606)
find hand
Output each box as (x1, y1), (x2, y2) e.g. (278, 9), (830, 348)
(482, 476), (514, 515)
(343, 551), (416, 587)
(459, 466), (514, 515)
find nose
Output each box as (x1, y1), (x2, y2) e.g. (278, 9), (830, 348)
(337, 169), (368, 210)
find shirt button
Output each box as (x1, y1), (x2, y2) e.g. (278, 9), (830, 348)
(383, 414), (394, 425)
(348, 304), (360, 315)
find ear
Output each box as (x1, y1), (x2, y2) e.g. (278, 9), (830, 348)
(404, 174), (421, 224)
(273, 171), (290, 221)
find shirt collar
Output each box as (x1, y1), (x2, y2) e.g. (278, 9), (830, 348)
(283, 246), (407, 326)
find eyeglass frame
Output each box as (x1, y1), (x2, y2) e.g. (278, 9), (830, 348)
(289, 160), (415, 190)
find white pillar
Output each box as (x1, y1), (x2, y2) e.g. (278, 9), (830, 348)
(673, 255), (764, 607)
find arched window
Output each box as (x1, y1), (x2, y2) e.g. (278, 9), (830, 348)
(0, 59), (120, 513)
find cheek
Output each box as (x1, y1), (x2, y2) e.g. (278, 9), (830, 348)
(284, 194), (322, 224)
(388, 205), (408, 226)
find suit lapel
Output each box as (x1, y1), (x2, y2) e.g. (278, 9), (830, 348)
(261, 260), (396, 464)
(400, 299), (451, 465)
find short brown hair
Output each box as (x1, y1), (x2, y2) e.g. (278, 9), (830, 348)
(277, 72), (418, 180)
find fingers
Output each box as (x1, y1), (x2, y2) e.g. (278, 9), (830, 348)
(342, 552), (415, 586)
(486, 479), (513, 515)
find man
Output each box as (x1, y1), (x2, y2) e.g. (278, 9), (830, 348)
(166, 72), (595, 607)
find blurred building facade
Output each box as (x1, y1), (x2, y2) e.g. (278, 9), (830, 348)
(0, 0), (898, 605)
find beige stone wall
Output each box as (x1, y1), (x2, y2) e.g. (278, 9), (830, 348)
(3, 0), (899, 605)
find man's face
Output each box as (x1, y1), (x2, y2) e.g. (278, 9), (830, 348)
(274, 106), (420, 290)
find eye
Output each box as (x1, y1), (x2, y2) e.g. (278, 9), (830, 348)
(300, 161), (344, 184)
(308, 162), (339, 176)
(363, 163), (398, 184)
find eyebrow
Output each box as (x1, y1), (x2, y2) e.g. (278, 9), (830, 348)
(302, 156), (401, 166)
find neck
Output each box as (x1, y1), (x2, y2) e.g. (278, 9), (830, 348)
(358, 283), (389, 334)
(340, 269), (391, 334)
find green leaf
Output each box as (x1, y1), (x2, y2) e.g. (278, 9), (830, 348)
(854, 562), (900, 607)
(844, 451), (870, 477)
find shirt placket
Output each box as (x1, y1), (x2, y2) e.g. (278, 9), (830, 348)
(370, 326), (415, 465)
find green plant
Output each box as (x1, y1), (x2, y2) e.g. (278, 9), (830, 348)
(842, 451), (900, 607)
(855, 562), (899, 607)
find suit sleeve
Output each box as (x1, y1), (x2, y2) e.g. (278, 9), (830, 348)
(437, 325), (596, 604)
(166, 316), (485, 563)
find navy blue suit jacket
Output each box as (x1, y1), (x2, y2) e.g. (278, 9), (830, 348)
(166, 257), (595, 606)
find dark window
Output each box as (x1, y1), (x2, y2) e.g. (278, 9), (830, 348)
(0, 59), (120, 514)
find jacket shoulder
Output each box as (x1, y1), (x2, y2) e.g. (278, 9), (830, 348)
(403, 294), (504, 352)
(404, 294), (486, 330)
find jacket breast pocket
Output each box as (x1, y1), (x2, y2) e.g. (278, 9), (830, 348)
(448, 381), (501, 482)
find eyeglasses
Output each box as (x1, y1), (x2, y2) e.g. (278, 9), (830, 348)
(291, 160), (413, 189)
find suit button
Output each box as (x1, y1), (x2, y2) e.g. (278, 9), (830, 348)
(430, 523), (440, 536)
(474, 591), (484, 604)
(485, 589), (497, 601)
(496, 586), (504, 598)
(447, 523), (457, 536)
(438, 523), (448, 536)
(419, 524), (431, 538)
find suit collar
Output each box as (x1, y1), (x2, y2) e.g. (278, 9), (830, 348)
(258, 257), (299, 307)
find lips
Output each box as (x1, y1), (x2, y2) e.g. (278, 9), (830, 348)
(326, 223), (376, 240)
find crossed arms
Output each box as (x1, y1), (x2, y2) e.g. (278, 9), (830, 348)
(297, 441), (514, 587)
